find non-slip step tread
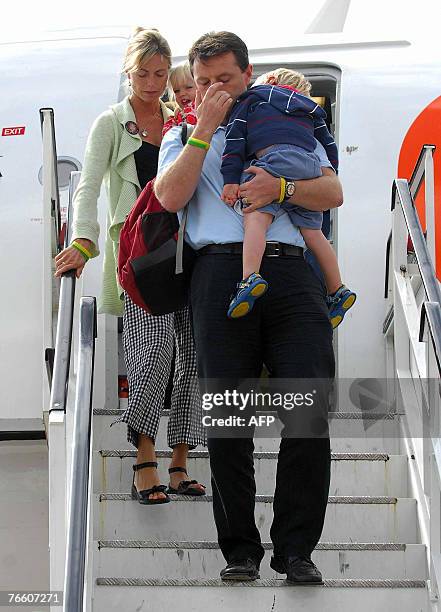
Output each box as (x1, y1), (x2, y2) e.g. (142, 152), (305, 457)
(98, 494), (399, 504)
(97, 540), (414, 551)
(98, 450), (392, 461)
(94, 409), (398, 420)
(95, 577), (425, 588)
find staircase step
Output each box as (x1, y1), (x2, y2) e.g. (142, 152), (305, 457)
(94, 495), (417, 543)
(95, 541), (427, 580)
(93, 410), (401, 454)
(93, 451), (408, 497)
(93, 580), (427, 612)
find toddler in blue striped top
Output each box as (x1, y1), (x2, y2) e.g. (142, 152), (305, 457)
(223, 68), (356, 328)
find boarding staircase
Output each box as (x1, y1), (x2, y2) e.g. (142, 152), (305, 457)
(91, 406), (427, 610)
(41, 109), (439, 611)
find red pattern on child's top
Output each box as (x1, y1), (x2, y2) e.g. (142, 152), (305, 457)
(162, 102), (198, 136)
(275, 84), (301, 93)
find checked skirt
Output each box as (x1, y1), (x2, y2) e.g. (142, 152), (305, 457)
(114, 293), (206, 449)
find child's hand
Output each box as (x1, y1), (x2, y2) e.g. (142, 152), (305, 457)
(222, 184), (240, 206)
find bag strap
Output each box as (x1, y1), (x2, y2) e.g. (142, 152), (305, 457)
(176, 121), (194, 274)
(181, 121), (188, 145)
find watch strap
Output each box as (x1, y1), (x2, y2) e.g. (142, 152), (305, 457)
(277, 177), (286, 204)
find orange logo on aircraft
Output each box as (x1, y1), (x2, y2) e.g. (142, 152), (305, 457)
(398, 96), (441, 276)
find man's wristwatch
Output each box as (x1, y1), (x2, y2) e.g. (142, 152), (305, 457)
(284, 180), (296, 201)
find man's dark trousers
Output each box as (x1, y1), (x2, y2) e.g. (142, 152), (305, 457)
(190, 252), (335, 566)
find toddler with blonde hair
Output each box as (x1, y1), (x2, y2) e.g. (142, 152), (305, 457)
(221, 68), (356, 328)
(163, 62), (197, 136)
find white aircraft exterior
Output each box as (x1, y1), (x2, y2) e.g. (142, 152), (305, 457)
(1, 21), (439, 428)
(1, 1), (440, 608)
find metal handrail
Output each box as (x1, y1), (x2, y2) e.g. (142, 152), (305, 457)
(420, 301), (441, 376)
(49, 271), (75, 411)
(40, 108), (62, 253)
(384, 231), (392, 299)
(383, 144), (436, 301)
(41, 108), (59, 374)
(409, 144), (436, 200)
(63, 297), (97, 612)
(49, 171), (81, 412)
(393, 179), (441, 306)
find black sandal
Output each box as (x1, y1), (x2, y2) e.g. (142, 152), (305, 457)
(131, 461), (170, 505)
(167, 466), (206, 496)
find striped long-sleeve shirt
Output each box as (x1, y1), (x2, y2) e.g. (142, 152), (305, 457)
(221, 84), (338, 184)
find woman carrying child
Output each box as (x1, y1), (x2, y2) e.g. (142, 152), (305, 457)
(54, 29), (205, 504)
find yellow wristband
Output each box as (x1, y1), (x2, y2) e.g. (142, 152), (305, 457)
(278, 177), (286, 204)
(71, 240), (93, 261)
(187, 137), (210, 151)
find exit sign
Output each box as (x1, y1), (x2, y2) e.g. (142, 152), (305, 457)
(2, 126), (26, 136)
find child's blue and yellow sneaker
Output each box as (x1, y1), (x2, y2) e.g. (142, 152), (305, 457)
(227, 272), (268, 319)
(326, 284), (356, 329)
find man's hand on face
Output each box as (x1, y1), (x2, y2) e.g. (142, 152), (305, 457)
(194, 83), (233, 138)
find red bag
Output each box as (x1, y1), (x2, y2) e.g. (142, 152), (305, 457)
(118, 125), (195, 314)
(118, 178), (195, 314)
(117, 175), (196, 314)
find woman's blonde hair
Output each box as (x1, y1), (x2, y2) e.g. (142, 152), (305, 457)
(255, 68), (312, 96)
(123, 27), (172, 74)
(167, 62), (194, 101)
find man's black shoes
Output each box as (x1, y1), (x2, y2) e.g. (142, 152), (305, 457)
(270, 554), (324, 585)
(220, 555), (322, 584)
(220, 558), (260, 581)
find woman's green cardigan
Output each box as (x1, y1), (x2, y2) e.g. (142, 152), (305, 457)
(71, 96), (173, 315)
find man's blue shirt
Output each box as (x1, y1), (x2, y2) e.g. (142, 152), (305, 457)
(157, 125), (332, 250)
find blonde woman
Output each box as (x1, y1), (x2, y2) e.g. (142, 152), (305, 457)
(54, 28), (206, 504)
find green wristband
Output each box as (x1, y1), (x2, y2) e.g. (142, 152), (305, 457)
(71, 241), (92, 261)
(187, 137), (210, 151)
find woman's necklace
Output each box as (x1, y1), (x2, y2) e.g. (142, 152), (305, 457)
(138, 110), (162, 138)
(127, 96), (162, 138)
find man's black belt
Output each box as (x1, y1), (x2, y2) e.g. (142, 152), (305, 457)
(197, 241), (304, 257)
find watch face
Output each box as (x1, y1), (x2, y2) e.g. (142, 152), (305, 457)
(286, 182), (296, 197)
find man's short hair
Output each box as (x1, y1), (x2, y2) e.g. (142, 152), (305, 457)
(188, 31), (249, 72)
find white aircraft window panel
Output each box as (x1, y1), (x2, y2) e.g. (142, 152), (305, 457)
(38, 156), (82, 190)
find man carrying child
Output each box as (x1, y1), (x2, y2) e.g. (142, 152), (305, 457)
(156, 31), (343, 585)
